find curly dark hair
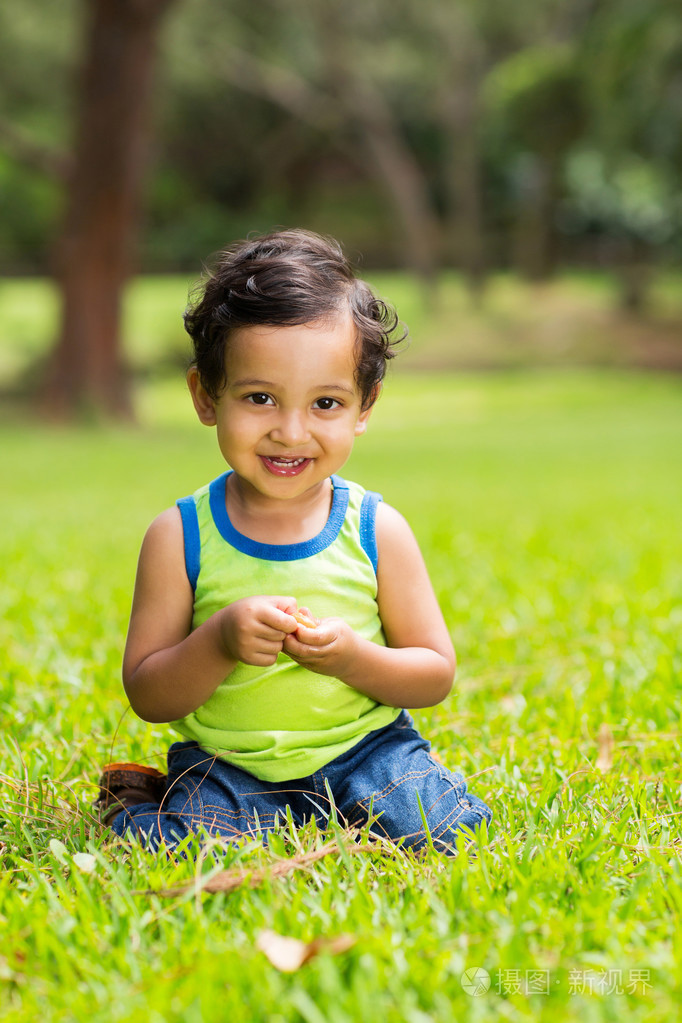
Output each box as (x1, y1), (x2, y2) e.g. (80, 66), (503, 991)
(183, 229), (406, 410)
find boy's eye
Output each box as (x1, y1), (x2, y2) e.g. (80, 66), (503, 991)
(313, 397), (340, 411)
(247, 393), (273, 406)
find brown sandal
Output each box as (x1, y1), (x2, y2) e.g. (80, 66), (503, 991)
(95, 762), (167, 826)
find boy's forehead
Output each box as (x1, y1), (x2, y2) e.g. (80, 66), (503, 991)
(229, 309), (356, 342)
(225, 315), (360, 380)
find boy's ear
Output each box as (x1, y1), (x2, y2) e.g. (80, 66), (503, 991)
(187, 367), (217, 426)
(354, 383), (381, 436)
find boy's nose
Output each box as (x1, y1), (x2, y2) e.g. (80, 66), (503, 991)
(270, 410), (310, 447)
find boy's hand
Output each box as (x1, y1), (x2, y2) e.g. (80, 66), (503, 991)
(283, 616), (357, 678)
(219, 596), (299, 667)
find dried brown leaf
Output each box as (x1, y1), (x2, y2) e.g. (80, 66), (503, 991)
(152, 839), (387, 898)
(256, 929), (355, 972)
(596, 722), (613, 772)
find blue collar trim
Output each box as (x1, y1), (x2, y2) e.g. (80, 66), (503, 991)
(208, 472), (349, 561)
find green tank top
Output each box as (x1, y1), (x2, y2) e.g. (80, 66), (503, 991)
(172, 472), (400, 782)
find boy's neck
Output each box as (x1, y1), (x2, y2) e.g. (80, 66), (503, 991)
(225, 473), (334, 545)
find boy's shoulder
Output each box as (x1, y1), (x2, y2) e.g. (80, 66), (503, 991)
(146, 504), (184, 537)
(137, 505), (187, 576)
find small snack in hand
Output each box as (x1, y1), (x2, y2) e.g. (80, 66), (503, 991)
(293, 608), (317, 629)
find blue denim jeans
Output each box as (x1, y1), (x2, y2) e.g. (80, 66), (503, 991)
(110, 711), (492, 856)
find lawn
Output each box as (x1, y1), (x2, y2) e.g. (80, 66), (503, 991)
(1, 284), (681, 1020)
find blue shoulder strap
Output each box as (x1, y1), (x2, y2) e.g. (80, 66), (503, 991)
(359, 490), (382, 574)
(176, 495), (201, 591)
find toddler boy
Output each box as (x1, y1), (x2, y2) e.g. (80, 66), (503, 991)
(98, 229), (492, 854)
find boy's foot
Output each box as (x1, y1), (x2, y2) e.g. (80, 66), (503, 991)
(95, 762), (167, 826)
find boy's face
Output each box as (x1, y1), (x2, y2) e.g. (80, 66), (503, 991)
(188, 313), (374, 502)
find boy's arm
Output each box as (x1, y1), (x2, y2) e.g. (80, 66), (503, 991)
(283, 503), (455, 708)
(122, 508), (299, 722)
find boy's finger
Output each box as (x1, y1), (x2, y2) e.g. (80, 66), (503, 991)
(285, 629), (332, 656)
(304, 619), (338, 641)
(283, 636), (318, 661)
(265, 607), (300, 633)
(292, 623), (320, 642)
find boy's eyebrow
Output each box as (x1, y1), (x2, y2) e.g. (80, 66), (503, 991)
(231, 378), (356, 395)
(230, 378), (277, 389)
(314, 384), (356, 395)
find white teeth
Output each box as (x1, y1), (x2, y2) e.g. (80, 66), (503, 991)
(270, 457), (306, 466)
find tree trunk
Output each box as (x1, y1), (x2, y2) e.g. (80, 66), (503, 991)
(349, 89), (440, 284)
(616, 238), (650, 314)
(42, 0), (175, 419)
(316, 4), (440, 285)
(512, 153), (561, 281)
(435, 7), (487, 299)
(441, 88), (487, 297)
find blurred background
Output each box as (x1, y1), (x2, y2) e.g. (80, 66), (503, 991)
(0, 0), (681, 417)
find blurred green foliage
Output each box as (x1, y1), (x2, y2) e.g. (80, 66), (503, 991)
(0, 0), (680, 281)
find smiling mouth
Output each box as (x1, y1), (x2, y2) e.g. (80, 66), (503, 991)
(259, 455), (312, 477)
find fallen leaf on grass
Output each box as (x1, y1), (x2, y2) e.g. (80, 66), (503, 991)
(152, 839), (384, 898)
(49, 839), (68, 863)
(596, 723), (613, 772)
(256, 929), (355, 972)
(72, 852), (97, 873)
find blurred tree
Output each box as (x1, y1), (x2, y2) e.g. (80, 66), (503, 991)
(485, 44), (587, 279)
(175, 0), (440, 282)
(563, 151), (678, 309)
(435, 8), (488, 293)
(393, 0), (493, 293)
(41, 0), (175, 418)
(313, 1), (440, 283)
(0, 0), (679, 331)
(0, 3), (76, 270)
(573, 0), (682, 309)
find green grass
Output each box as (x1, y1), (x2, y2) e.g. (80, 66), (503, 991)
(1, 365), (681, 1021)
